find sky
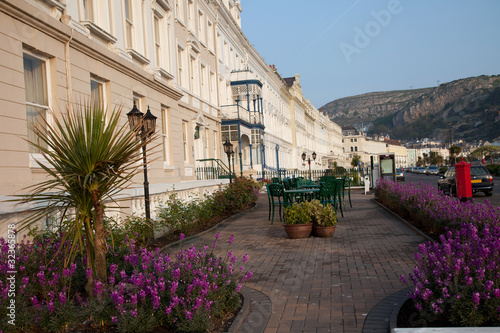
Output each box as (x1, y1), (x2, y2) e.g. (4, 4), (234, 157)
(240, 0), (500, 108)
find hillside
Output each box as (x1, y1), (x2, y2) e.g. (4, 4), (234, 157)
(321, 75), (500, 142)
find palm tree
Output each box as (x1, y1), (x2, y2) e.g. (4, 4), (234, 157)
(15, 103), (152, 283)
(351, 154), (361, 167)
(449, 145), (462, 164)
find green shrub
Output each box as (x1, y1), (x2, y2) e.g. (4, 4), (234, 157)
(284, 202), (312, 225)
(308, 200), (337, 227)
(485, 163), (500, 176)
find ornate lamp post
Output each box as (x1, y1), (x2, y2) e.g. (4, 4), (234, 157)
(223, 140), (234, 183)
(302, 151), (317, 180)
(127, 103), (157, 244)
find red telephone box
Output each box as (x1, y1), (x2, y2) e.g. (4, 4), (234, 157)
(455, 160), (472, 200)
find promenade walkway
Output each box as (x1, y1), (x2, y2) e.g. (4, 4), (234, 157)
(174, 191), (427, 333)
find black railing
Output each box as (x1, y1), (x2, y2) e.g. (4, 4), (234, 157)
(195, 159), (235, 180)
(256, 167), (372, 186)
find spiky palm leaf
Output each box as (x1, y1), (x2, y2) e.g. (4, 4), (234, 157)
(14, 103), (156, 275)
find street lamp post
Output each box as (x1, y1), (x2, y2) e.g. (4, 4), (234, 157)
(127, 103), (157, 244)
(223, 140), (234, 183)
(448, 122), (452, 149)
(301, 151), (317, 180)
(239, 150), (243, 177)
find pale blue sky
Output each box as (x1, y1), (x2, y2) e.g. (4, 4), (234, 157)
(241, 0), (500, 108)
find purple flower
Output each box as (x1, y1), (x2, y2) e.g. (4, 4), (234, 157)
(473, 292), (481, 305)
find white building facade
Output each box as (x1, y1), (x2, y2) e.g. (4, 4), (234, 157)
(0, 0), (349, 234)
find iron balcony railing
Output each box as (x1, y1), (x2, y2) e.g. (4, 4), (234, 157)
(220, 104), (263, 125)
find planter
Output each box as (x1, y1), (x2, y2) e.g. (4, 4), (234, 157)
(312, 225), (336, 238)
(283, 223), (313, 239)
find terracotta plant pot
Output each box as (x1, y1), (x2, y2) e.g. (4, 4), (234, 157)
(313, 225), (336, 238)
(284, 223), (313, 239)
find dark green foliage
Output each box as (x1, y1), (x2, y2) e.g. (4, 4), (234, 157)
(485, 164), (500, 176)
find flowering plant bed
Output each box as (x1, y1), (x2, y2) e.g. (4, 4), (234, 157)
(374, 179), (500, 327)
(374, 179), (500, 238)
(106, 176), (262, 249)
(0, 233), (252, 333)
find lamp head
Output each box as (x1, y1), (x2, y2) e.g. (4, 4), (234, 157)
(223, 140), (233, 155)
(143, 106), (157, 136)
(126, 102), (143, 130)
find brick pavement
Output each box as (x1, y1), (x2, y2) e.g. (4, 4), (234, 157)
(171, 191), (426, 333)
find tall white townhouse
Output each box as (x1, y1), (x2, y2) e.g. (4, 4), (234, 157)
(0, 0), (346, 234)
(0, 0), (224, 233)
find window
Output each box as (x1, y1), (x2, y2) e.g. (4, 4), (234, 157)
(200, 64), (208, 100)
(124, 0), (133, 48)
(177, 45), (187, 88)
(223, 41), (228, 67)
(182, 121), (189, 162)
(189, 55), (199, 95)
(175, 0), (184, 23)
(207, 20), (214, 51)
(80, 0), (115, 42)
(161, 107), (170, 164)
(151, 5), (172, 72)
(221, 125), (238, 142)
(82, 0), (93, 20)
(229, 47), (234, 69)
(141, 0), (148, 54)
(153, 15), (161, 68)
(204, 128), (209, 158)
(216, 32), (222, 61)
(187, 1), (195, 31)
(213, 130), (218, 158)
(209, 70), (216, 104)
(355, 146), (358, 152)
(350, 147), (354, 152)
(90, 78), (104, 109)
(23, 53), (49, 153)
(133, 93), (145, 114)
(198, 10), (205, 44)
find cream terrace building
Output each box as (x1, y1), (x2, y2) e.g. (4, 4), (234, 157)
(342, 127), (409, 168)
(0, 0), (346, 235)
(0, 0), (222, 235)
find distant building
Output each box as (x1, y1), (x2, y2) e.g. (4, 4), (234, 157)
(342, 127), (408, 168)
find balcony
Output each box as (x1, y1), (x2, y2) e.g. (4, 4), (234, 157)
(221, 104), (263, 127)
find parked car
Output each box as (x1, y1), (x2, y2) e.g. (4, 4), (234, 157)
(426, 165), (439, 175)
(437, 165), (494, 197)
(396, 168), (405, 181)
(416, 166), (427, 174)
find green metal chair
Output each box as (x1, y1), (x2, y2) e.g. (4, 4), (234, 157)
(342, 177), (352, 208)
(297, 178), (313, 188)
(266, 183), (286, 224)
(317, 181), (338, 209)
(321, 179), (344, 218)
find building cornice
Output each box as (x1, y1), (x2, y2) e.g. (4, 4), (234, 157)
(0, 0), (183, 101)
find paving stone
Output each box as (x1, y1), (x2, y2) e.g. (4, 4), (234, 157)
(167, 191), (426, 332)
